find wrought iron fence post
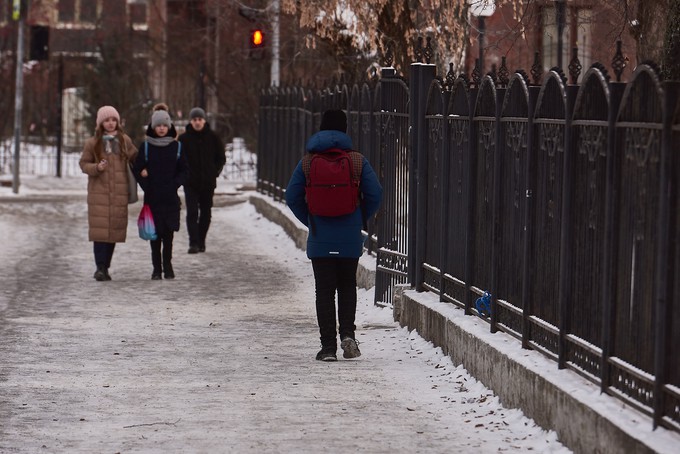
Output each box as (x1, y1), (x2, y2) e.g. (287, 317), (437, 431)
(653, 80), (680, 428)
(556, 80), (579, 366)
(600, 79), (626, 395)
(409, 62), (436, 291)
(489, 82), (505, 334)
(521, 83), (542, 349)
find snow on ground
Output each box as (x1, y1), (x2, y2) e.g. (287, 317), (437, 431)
(1, 173), (678, 453)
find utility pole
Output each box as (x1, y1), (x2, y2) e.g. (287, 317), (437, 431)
(12, 0), (25, 194)
(270, 0), (280, 87)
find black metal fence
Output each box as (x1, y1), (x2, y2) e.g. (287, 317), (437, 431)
(257, 47), (680, 433)
(0, 140), (257, 182)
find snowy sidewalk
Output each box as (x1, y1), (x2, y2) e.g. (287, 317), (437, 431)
(0, 176), (569, 453)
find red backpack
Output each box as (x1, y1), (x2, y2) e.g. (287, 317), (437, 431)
(302, 148), (363, 217)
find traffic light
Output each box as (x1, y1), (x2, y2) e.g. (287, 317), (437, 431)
(249, 28), (265, 59)
(250, 29), (264, 48)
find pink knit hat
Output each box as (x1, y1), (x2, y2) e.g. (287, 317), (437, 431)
(96, 105), (120, 127)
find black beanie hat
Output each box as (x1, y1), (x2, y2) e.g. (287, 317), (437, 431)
(319, 109), (347, 133)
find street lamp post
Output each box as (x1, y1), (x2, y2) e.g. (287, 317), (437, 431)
(469, 0), (496, 76)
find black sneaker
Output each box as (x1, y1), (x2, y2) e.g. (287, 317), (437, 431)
(315, 348), (337, 362)
(341, 337), (361, 359)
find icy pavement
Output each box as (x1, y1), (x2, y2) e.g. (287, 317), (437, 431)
(0, 175), (570, 453)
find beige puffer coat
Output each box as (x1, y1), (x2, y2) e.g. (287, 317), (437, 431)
(79, 134), (138, 242)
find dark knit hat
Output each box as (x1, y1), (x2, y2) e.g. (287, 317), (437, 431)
(189, 107), (206, 120)
(319, 109), (347, 133)
(151, 110), (172, 128)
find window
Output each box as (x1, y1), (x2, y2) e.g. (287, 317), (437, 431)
(129, 1), (147, 27)
(58, 0), (76, 22)
(58, 0), (99, 24)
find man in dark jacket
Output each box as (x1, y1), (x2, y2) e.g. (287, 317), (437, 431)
(178, 107), (226, 253)
(285, 110), (383, 362)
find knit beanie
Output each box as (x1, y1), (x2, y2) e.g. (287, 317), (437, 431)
(189, 107), (206, 120)
(96, 106), (120, 127)
(151, 110), (172, 128)
(319, 109), (347, 133)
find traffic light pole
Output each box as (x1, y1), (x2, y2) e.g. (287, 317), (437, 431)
(270, 0), (280, 87)
(12, 4), (25, 194)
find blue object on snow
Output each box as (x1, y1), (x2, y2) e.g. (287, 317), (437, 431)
(475, 292), (492, 318)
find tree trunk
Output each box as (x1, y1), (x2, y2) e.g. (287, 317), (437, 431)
(635, 0), (667, 63)
(662, 0), (680, 80)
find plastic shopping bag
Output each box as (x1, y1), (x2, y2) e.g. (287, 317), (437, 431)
(138, 204), (157, 241)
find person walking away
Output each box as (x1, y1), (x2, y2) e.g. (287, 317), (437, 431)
(178, 107), (226, 253)
(285, 109), (382, 361)
(79, 105), (138, 281)
(133, 109), (189, 280)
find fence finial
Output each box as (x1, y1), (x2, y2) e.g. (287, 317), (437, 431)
(383, 40), (394, 67)
(568, 47), (582, 84)
(415, 37), (424, 63)
(498, 56), (510, 86)
(445, 63), (456, 91)
(472, 58), (481, 87)
(423, 37), (434, 64)
(612, 40), (627, 82)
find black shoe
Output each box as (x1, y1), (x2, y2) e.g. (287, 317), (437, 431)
(151, 267), (162, 280)
(198, 244), (206, 253)
(315, 348), (337, 362)
(164, 264), (175, 280)
(93, 267), (107, 281)
(341, 337), (361, 359)
(188, 246), (200, 254)
(103, 268), (112, 281)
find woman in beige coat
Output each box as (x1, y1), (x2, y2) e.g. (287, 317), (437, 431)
(79, 105), (137, 281)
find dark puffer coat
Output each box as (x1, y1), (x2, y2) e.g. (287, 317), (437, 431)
(133, 133), (189, 237)
(178, 122), (226, 192)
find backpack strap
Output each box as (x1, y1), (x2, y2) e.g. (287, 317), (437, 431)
(301, 154), (312, 184)
(145, 141), (181, 161)
(347, 151), (363, 182)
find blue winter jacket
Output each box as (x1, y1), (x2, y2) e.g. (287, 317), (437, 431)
(285, 130), (383, 259)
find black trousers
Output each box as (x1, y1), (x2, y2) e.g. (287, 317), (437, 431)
(93, 242), (116, 268)
(184, 187), (214, 247)
(311, 257), (359, 349)
(150, 232), (174, 271)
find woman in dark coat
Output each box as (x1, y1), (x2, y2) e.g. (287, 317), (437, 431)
(133, 109), (189, 280)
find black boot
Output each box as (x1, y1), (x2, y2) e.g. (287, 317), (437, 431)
(163, 235), (175, 279)
(151, 240), (163, 280)
(103, 268), (112, 281)
(93, 266), (107, 281)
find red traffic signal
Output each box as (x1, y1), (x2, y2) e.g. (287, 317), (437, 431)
(250, 29), (265, 48)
